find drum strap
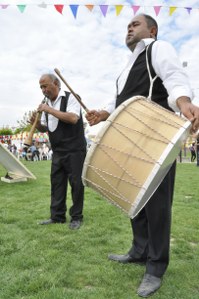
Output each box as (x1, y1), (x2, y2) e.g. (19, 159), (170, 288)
(146, 42), (158, 100)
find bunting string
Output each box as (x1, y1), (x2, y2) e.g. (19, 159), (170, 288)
(0, 3), (198, 18)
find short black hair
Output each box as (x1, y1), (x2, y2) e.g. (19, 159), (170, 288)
(141, 14), (158, 39)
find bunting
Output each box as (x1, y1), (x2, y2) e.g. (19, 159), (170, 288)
(54, 5), (64, 15)
(0, 3), (198, 18)
(154, 6), (162, 16)
(100, 5), (108, 17)
(115, 5), (123, 16)
(131, 5), (140, 15)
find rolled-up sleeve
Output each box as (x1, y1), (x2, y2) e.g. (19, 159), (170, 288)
(104, 99), (116, 114)
(67, 94), (81, 117)
(152, 41), (193, 112)
(41, 112), (47, 126)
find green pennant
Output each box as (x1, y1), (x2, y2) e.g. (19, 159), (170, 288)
(17, 5), (26, 13)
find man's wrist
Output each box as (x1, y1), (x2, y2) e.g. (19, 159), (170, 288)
(176, 97), (191, 110)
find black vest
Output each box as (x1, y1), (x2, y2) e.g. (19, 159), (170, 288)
(47, 92), (86, 152)
(116, 42), (173, 111)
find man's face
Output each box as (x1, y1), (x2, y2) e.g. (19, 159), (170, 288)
(126, 15), (153, 50)
(39, 75), (59, 101)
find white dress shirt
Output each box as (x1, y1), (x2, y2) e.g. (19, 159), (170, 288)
(105, 38), (193, 114)
(41, 90), (81, 132)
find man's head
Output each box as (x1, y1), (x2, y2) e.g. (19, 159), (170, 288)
(39, 74), (61, 101)
(126, 14), (158, 51)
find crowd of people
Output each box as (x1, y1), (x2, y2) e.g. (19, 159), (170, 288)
(22, 143), (52, 161)
(2, 141), (52, 161)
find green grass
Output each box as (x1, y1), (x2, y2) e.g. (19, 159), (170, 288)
(0, 160), (199, 299)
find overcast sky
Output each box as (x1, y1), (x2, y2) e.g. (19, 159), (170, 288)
(0, 0), (199, 135)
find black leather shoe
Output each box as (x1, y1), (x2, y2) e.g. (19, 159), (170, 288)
(137, 273), (161, 297)
(108, 253), (146, 265)
(69, 220), (82, 230)
(38, 219), (66, 225)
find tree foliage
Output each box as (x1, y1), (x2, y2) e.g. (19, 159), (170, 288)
(16, 110), (35, 132)
(0, 127), (13, 135)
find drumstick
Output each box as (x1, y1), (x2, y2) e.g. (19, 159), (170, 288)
(54, 68), (89, 112)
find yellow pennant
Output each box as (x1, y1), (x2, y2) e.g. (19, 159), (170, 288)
(115, 5), (123, 16)
(169, 6), (177, 16)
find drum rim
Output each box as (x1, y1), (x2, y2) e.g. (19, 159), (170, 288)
(129, 119), (191, 219)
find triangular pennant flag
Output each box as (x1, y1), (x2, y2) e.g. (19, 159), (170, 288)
(169, 7), (177, 16)
(115, 5), (123, 16)
(38, 2), (47, 9)
(185, 7), (192, 14)
(154, 6), (162, 16)
(17, 5), (26, 13)
(132, 5), (140, 15)
(99, 5), (108, 17)
(54, 5), (64, 15)
(85, 5), (94, 12)
(0, 5), (9, 9)
(70, 5), (79, 18)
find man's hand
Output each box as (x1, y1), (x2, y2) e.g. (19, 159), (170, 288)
(29, 110), (37, 125)
(37, 103), (50, 113)
(85, 110), (110, 126)
(177, 98), (199, 133)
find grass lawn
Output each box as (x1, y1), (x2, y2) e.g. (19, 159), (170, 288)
(0, 160), (199, 299)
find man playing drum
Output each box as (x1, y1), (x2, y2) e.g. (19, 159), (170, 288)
(86, 14), (199, 297)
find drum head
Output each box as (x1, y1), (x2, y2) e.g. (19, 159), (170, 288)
(82, 96), (191, 219)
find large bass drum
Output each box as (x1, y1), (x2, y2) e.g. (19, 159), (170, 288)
(82, 96), (191, 219)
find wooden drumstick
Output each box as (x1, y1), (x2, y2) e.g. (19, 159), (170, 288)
(54, 68), (89, 112)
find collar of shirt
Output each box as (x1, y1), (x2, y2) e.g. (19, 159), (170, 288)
(47, 89), (65, 108)
(42, 90), (65, 132)
(117, 38), (155, 94)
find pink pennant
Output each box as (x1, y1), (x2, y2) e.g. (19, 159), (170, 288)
(0, 5), (9, 9)
(131, 5), (140, 15)
(154, 6), (162, 16)
(99, 5), (108, 17)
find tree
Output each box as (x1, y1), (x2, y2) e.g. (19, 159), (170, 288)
(16, 110), (36, 132)
(0, 127), (13, 135)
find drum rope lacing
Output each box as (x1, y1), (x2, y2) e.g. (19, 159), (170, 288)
(93, 142), (155, 164)
(85, 176), (134, 206)
(89, 145), (143, 187)
(135, 100), (185, 128)
(85, 177), (134, 215)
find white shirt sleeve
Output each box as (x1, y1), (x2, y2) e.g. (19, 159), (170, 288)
(67, 93), (81, 117)
(40, 92), (81, 128)
(40, 112), (47, 126)
(104, 99), (116, 114)
(151, 40), (193, 111)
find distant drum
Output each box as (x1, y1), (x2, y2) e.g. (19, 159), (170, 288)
(82, 96), (191, 219)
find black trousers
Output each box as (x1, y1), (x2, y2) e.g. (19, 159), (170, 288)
(191, 151), (196, 162)
(128, 161), (176, 278)
(50, 150), (86, 222)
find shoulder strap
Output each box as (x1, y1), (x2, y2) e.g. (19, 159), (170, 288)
(145, 41), (158, 100)
(60, 91), (70, 112)
(45, 91), (70, 124)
